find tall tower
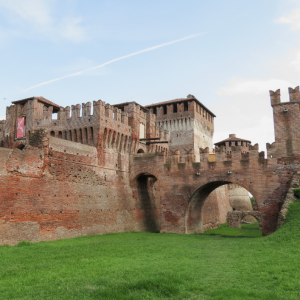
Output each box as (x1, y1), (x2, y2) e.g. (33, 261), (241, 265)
(145, 95), (215, 160)
(268, 86), (300, 158)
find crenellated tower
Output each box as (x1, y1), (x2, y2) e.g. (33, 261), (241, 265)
(267, 86), (300, 158)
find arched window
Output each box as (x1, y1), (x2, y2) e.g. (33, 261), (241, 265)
(79, 129), (82, 143)
(107, 130), (112, 147)
(58, 131), (62, 139)
(84, 128), (88, 144)
(90, 127), (94, 145)
(74, 130), (77, 142)
(50, 131), (55, 137)
(124, 135), (128, 152)
(103, 128), (107, 147)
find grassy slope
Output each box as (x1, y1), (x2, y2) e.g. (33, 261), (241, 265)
(1, 201), (300, 300)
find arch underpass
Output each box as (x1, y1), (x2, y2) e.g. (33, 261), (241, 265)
(185, 180), (259, 234)
(130, 150), (292, 236)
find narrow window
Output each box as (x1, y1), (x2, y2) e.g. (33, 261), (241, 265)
(90, 127), (94, 145)
(163, 105), (167, 114)
(103, 128), (107, 147)
(184, 102), (188, 111)
(85, 128), (88, 144)
(173, 103), (177, 113)
(74, 130), (77, 142)
(69, 130), (72, 141)
(153, 107), (157, 115)
(79, 129), (82, 143)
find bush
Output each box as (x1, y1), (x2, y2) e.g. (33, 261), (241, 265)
(250, 197), (256, 203)
(294, 188), (300, 198)
(29, 128), (46, 147)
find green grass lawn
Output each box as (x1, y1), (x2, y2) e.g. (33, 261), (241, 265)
(1, 202), (300, 300)
(203, 222), (263, 237)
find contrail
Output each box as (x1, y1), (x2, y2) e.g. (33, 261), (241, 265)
(24, 34), (204, 91)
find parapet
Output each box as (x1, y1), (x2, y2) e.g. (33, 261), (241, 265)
(270, 86), (300, 106)
(288, 86), (300, 102)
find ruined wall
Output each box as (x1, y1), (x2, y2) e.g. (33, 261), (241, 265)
(0, 137), (153, 245)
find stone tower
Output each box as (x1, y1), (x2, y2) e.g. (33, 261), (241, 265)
(145, 95), (215, 160)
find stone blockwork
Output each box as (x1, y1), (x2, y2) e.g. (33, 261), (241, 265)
(227, 211), (262, 228)
(0, 86), (300, 244)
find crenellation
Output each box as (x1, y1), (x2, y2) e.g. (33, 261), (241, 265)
(82, 102), (92, 116)
(43, 105), (53, 119)
(2, 85), (300, 244)
(93, 100), (105, 116)
(113, 107), (122, 122)
(288, 86), (300, 102)
(105, 104), (113, 118)
(270, 89), (281, 106)
(121, 111), (128, 125)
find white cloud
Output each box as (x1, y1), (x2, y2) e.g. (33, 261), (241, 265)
(278, 7), (300, 31)
(0, 0), (87, 43)
(61, 17), (87, 43)
(212, 76), (300, 154)
(0, 0), (52, 26)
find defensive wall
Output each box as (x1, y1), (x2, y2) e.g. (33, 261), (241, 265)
(0, 87), (299, 244)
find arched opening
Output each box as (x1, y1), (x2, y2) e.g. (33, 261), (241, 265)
(90, 127), (94, 145)
(17, 144), (25, 150)
(84, 128), (88, 144)
(58, 131), (62, 139)
(137, 149), (145, 153)
(136, 173), (160, 232)
(186, 181), (259, 234)
(50, 131), (55, 137)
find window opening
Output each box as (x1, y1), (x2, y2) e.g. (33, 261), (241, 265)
(173, 103), (177, 113)
(90, 127), (94, 145)
(85, 128), (88, 144)
(163, 105), (167, 115)
(184, 102), (188, 111)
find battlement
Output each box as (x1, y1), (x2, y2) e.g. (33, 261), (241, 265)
(270, 86), (300, 106)
(165, 143), (274, 171)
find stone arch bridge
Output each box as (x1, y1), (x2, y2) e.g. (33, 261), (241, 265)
(130, 146), (295, 236)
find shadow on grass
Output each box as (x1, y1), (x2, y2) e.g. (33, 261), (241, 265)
(90, 277), (182, 299)
(202, 222), (262, 238)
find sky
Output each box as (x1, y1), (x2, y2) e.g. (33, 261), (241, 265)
(1, 0), (300, 152)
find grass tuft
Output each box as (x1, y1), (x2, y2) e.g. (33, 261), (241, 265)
(16, 241), (33, 247)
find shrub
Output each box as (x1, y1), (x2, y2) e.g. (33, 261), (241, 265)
(294, 188), (300, 198)
(250, 197), (256, 203)
(29, 128), (46, 147)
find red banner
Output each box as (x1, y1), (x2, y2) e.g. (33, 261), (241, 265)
(17, 117), (25, 138)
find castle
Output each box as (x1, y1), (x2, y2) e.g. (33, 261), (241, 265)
(0, 87), (299, 244)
